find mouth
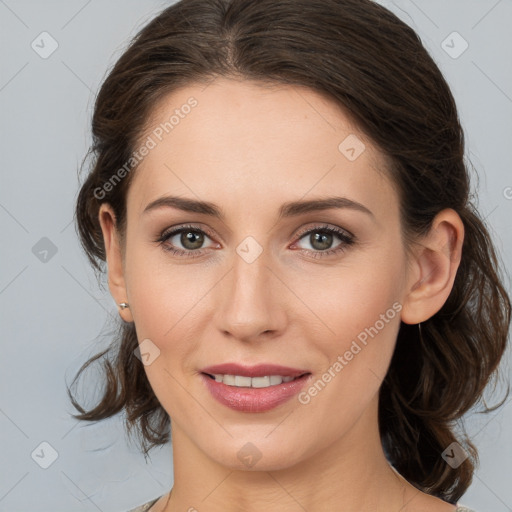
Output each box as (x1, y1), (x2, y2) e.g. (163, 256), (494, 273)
(199, 367), (313, 413)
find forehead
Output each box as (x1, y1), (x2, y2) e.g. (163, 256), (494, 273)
(128, 78), (396, 219)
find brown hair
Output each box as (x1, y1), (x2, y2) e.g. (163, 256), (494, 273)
(68, 0), (511, 503)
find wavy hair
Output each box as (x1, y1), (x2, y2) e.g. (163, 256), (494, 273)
(68, 0), (511, 503)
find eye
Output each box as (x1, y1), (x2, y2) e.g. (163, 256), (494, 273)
(292, 224), (355, 259)
(156, 224), (218, 258)
(156, 223), (355, 260)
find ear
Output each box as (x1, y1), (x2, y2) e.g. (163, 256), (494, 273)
(98, 204), (133, 323)
(400, 208), (464, 325)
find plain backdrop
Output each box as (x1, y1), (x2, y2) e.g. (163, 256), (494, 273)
(0, 1), (511, 511)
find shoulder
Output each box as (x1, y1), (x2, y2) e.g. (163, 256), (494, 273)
(125, 496), (161, 512)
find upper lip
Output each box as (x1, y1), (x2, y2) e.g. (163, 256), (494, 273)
(201, 363), (310, 378)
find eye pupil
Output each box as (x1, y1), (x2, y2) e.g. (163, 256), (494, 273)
(311, 232), (332, 250)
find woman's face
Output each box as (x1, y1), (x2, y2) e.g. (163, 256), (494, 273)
(108, 78), (414, 469)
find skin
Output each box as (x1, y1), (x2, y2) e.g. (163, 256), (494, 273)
(99, 78), (464, 512)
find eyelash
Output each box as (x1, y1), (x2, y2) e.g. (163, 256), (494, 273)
(155, 223), (355, 259)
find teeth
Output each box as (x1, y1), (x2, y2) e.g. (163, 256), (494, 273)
(211, 374), (298, 388)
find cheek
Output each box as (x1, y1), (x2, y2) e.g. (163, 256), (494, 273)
(124, 238), (194, 335)
(124, 249), (205, 417)
(292, 246), (405, 348)
(293, 276), (402, 442)
(124, 241), (219, 388)
(291, 249), (405, 404)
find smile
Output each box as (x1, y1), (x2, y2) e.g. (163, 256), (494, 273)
(200, 372), (312, 412)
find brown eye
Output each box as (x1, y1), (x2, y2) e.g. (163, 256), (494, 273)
(157, 224), (217, 257)
(178, 230), (205, 250)
(293, 225), (355, 259)
(307, 231), (337, 251)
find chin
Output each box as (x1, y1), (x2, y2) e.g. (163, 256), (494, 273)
(202, 432), (312, 472)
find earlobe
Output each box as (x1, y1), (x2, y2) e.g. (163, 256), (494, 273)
(98, 204), (133, 323)
(400, 208), (464, 325)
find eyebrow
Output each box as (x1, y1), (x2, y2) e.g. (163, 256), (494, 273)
(143, 195), (374, 220)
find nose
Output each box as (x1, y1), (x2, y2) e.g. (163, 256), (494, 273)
(213, 246), (287, 343)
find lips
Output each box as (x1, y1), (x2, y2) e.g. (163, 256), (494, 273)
(200, 372), (312, 412)
(201, 363), (309, 379)
(199, 363), (312, 412)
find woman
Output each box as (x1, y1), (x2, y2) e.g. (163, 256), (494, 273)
(68, 0), (511, 510)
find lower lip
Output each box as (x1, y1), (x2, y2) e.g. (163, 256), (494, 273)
(200, 373), (312, 412)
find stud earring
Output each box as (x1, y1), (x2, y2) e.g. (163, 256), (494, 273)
(119, 302), (130, 309)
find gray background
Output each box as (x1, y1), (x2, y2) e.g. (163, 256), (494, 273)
(0, 1), (511, 511)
